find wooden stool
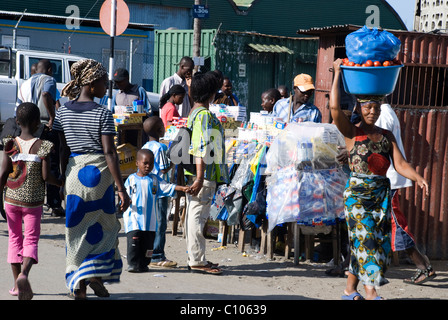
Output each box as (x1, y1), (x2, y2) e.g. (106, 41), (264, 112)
(294, 223), (341, 266)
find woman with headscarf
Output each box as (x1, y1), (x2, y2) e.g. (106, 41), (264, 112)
(54, 59), (130, 299)
(330, 59), (429, 300)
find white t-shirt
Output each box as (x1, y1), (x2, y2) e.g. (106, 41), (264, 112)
(375, 103), (413, 190)
(159, 73), (191, 117)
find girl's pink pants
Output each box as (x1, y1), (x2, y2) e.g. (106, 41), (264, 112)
(5, 203), (42, 264)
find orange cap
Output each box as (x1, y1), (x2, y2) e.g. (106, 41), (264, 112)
(294, 73), (315, 92)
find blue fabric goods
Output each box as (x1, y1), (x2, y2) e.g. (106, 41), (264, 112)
(345, 26), (401, 64)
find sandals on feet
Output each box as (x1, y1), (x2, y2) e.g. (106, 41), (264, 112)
(9, 287), (18, 296)
(150, 259), (178, 268)
(404, 265), (437, 285)
(188, 263), (223, 275)
(341, 291), (364, 300)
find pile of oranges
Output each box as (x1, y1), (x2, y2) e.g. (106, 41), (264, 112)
(342, 57), (402, 67)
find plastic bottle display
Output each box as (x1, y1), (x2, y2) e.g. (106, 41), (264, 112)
(265, 122), (347, 232)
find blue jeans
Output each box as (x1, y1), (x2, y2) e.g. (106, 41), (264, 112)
(152, 197), (169, 262)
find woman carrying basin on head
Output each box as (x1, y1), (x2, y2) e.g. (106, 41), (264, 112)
(330, 58), (429, 300)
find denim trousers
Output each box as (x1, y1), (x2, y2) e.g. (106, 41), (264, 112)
(152, 196), (169, 262)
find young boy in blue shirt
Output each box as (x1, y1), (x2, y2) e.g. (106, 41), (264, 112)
(123, 149), (189, 272)
(141, 116), (180, 268)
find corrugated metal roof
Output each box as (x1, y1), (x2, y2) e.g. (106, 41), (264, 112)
(201, 0), (407, 38)
(248, 43), (294, 54)
(297, 24), (363, 36)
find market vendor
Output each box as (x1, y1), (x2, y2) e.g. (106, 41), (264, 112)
(272, 73), (321, 123)
(214, 77), (242, 106)
(111, 68), (151, 115)
(260, 88), (281, 114)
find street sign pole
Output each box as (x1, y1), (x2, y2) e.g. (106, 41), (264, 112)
(100, 0), (129, 109)
(108, 0), (117, 110)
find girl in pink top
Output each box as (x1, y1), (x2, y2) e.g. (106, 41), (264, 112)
(159, 85), (186, 127)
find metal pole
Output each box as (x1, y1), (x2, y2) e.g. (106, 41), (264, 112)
(108, 0), (117, 110)
(13, 9), (27, 49)
(129, 38), (133, 83)
(193, 0), (201, 72)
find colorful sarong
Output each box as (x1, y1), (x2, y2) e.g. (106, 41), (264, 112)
(64, 153), (122, 293)
(343, 173), (392, 287)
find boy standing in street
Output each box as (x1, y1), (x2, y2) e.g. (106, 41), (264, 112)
(123, 149), (189, 272)
(142, 117), (179, 268)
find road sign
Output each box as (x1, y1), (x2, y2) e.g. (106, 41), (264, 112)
(193, 5), (209, 19)
(100, 0), (130, 36)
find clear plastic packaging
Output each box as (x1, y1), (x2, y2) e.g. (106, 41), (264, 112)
(266, 167), (347, 232)
(265, 122), (346, 173)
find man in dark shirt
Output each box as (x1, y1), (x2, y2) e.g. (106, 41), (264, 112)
(112, 68), (151, 115)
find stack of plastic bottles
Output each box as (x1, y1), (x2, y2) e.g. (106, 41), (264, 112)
(265, 122), (348, 232)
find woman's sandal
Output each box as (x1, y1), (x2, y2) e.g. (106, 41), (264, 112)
(188, 263), (223, 275)
(150, 259), (178, 268)
(404, 265), (437, 285)
(9, 287), (18, 296)
(89, 280), (110, 298)
(341, 291), (364, 300)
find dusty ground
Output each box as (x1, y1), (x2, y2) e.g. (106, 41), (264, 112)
(0, 209), (446, 306)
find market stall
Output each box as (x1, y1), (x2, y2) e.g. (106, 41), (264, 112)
(113, 104), (147, 178)
(163, 102), (348, 264)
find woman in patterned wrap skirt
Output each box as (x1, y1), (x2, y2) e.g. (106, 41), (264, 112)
(54, 59), (130, 299)
(330, 59), (429, 300)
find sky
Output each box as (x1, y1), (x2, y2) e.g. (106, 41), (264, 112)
(386, 0), (415, 30)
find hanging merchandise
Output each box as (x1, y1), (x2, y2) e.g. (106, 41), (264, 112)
(265, 122), (348, 232)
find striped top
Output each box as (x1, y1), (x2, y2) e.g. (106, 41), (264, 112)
(53, 100), (115, 153)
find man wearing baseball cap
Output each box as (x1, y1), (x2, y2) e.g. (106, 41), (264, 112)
(272, 73), (321, 123)
(111, 68), (151, 115)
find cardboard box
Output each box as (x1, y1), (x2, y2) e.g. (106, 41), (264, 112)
(116, 143), (137, 175)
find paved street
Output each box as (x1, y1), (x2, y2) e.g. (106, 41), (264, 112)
(0, 208), (446, 305)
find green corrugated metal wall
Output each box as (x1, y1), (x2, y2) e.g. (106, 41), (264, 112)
(154, 29), (318, 114)
(153, 29), (217, 92)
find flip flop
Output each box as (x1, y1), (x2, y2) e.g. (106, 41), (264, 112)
(341, 292), (364, 300)
(16, 273), (33, 300)
(150, 259), (178, 268)
(189, 263), (223, 275)
(9, 288), (18, 296)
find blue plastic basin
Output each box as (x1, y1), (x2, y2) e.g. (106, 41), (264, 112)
(340, 64), (403, 95)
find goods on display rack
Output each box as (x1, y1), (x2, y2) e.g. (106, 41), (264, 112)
(209, 104), (247, 123)
(113, 103), (146, 176)
(265, 122), (348, 232)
